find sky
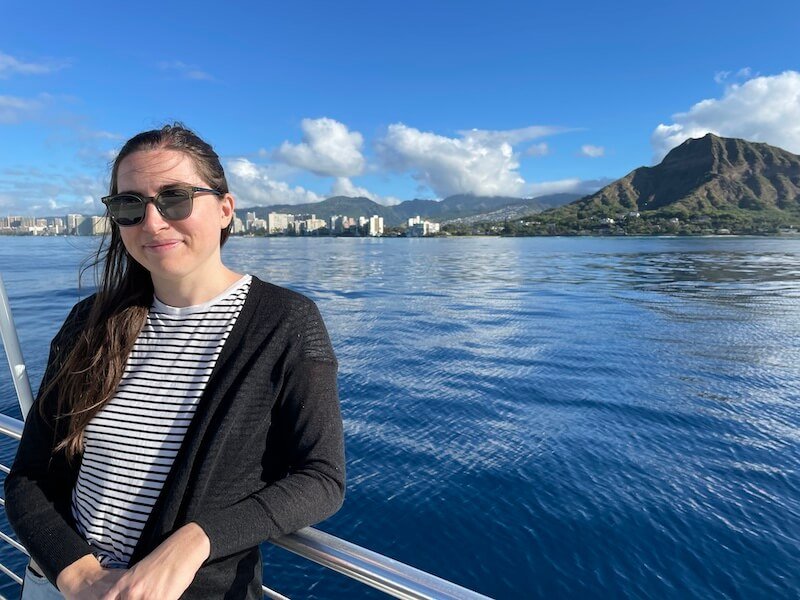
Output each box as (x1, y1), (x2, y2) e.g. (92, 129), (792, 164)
(1, 0), (799, 216)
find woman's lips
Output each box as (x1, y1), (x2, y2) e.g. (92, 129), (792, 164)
(144, 240), (182, 252)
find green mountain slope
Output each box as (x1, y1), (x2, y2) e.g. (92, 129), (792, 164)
(534, 134), (800, 235)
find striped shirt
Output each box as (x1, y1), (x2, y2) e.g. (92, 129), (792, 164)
(70, 275), (252, 567)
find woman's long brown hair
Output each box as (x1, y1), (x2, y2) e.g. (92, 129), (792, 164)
(41, 123), (233, 463)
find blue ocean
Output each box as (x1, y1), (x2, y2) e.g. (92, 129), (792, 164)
(0, 236), (798, 599)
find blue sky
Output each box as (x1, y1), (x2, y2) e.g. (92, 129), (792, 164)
(2, 0), (799, 215)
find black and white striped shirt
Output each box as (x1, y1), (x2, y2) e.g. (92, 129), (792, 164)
(70, 275), (252, 567)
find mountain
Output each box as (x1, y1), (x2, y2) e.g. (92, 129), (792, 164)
(235, 193), (579, 227)
(390, 194), (581, 223)
(565, 134), (800, 215)
(436, 194), (582, 225)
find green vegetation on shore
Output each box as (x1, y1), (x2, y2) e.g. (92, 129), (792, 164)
(442, 207), (800, 236)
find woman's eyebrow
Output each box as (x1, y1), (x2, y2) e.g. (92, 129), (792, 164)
(116, 182), (195, 195)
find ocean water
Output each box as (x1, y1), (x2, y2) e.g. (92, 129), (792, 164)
(0, 235), (798, 599)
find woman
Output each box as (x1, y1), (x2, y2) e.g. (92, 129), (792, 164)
(4, 124), (346, 599)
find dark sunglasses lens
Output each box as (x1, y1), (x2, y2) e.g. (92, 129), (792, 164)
(156, 188), (193, 220)
(108, 195), (144, 226)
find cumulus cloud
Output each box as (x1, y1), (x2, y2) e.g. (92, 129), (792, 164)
(580, 144), (605, 158)
(157, 60), (214, 81)
(331, 177), (372, 198)
(331, 177), (401, 205)
(377, 123), (532, 197)
(526, 142), (549, 157)
(0, 94), (49, 124)
(225, 158), (323, 207)
(274, 118), (365, 177)
(651, 70), (800, 161)
(0, 51), (66, 78)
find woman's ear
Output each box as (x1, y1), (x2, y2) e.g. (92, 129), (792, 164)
(220, 193), (235, 227)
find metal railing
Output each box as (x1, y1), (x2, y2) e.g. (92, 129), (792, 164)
(0, 413), (490, 599)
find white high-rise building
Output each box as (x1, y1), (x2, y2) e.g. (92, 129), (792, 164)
(406, 215), (440, 236)
(368, 215), (384, 237)
(268, 212), (292, 234)
(66, 214), (85, 235)
(77, 216), (110, 236)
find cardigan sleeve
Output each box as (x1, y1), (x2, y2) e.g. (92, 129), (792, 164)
(192, 300), (346, 562)
(3, 301), (98, 586)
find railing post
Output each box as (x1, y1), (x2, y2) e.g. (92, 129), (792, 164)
(0, 274), (34, 420)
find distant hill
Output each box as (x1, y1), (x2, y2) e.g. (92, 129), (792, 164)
(528, 134), (800, 235)
(439, 194), (582, 225)
(235, 192), (580, 227)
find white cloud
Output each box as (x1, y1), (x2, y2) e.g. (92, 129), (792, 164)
(275, 118), (365, 177)
(714, 67), (756, 85)
(714, 71), (731, 84)
(525, 177), (611, 198)
(331, 177), (401, 205)
(377, 123), (531, 197)
(0, 94), (48, 124)
(225, 158), (323, 207)
(157, 60), (214, 81)
(0, 51), (65, 78)
(457, 125), (566, 146)
(580, 144), (605, 158)
(331, 177), (372, 198)
(526, 142), (549, 157)
(0, 166), (107, 215)
(652, 70), (800, 161)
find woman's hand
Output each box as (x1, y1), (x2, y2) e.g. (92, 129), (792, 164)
(98, 522), (210, 600)
(56, 554), (126, 600)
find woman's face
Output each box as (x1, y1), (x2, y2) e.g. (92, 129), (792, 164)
(115, 149), (234, 290)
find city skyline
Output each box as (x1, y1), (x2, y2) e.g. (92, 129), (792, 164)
(1, 211), (434, 237)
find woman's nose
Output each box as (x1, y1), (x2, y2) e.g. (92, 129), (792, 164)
(140, 201), (169, 232)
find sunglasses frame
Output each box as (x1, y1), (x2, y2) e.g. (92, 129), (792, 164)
(101, 185), (223, 227)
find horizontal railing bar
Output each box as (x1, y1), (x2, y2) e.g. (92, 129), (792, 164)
(0, 413), (21, 441)
(0, 464), (9, 475)
(0, 412), (491, 599)
(0, 561), (22, 585)
(0, 529), (27, 555)
(262, 584), (291, 600)
(274, 528), (491, 599)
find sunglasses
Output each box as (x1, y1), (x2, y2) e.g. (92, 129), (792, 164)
(101, 186), (223, 227)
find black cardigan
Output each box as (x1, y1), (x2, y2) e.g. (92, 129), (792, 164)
(4, 276), (346, 599)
